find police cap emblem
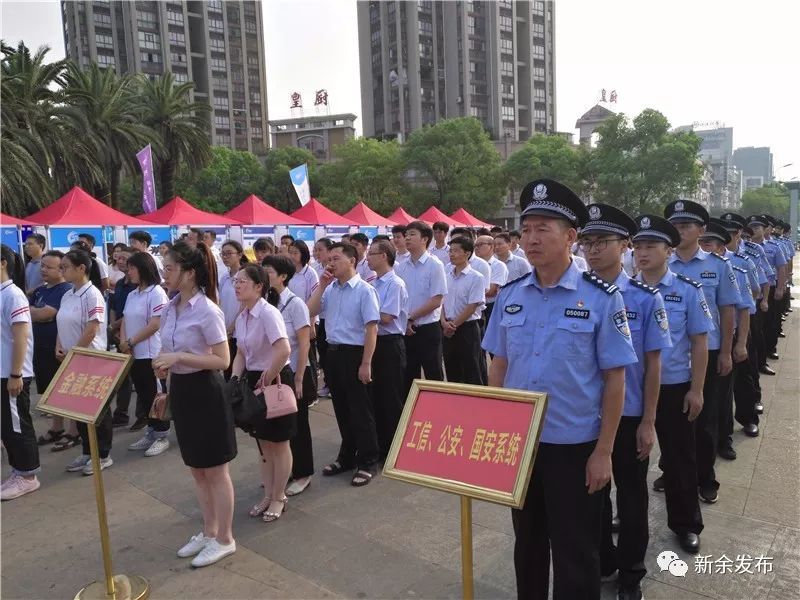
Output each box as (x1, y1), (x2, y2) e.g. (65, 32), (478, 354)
(589, 205), (601, 220)
(640, 216), (651, 229)
(675, 201), (684, 211)
(532, 183), (548, 201)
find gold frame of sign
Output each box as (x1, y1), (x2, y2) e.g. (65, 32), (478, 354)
(37, 348), (149, 600)
(383, 379), (548, 600)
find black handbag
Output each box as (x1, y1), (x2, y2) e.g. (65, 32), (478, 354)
(224, 375), (266, 433)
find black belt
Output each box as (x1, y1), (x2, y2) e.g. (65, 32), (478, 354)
(378, 333), (404, 340)
(327, 343), (364, 351)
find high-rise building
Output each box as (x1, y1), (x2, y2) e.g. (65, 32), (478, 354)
(357, 0), (556, 142)
(675, 124), (741, 211)
(732, 146), (773, 190)
(61, 0), (269, 154)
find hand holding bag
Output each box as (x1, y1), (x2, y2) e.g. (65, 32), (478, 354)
(148, 378), (171, 421)
(256, 371), (298, 420)
(225, 375), (266, 432)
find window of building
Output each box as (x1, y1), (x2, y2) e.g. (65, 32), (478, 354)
(95, 33), (113, 48)
(96, 53), (115, 67)
(467, 16), (475, 35)
(247, 54), (260, 66)
(174, 72), (188, 84)
(501, 61), (513, 76)
(214, 115), (230, 128)
(244, 18), (257, 33)
(533, 1), (545, 16)
(94, 12), (111, 26)
(533, 66), (545, 79)
(469, 105), (488, 120)
(217, 133), (232, 146)
(501, 82), (514, 96)
(137, 10), (157, 29)
(140, 51), (161, 64)
(534, 109), (546, 121)
(500, 37), (513, 54)
(207, 0), (223, 11)
(138, 31), (160, 50)
(533, 22), (545, 36)
(532, 45), (544, 58)
(251, 126), (262, 137)
(210, 57), (226, 70)
(251, 91), (261, 103)
(167, 9), (182, 25)
(168, 31), (185, 46)
(213, 95), (229, 109)
(502, 105), (515, 121)
(499, 15), (513, 32)
(212, 76), (228, 89)
(171, 52), (186, 63)
(208, 18), (223, 32)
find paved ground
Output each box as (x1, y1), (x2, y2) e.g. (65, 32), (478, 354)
(2, 271), (798, 599)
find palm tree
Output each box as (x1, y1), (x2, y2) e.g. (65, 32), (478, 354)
(134, 72), (211, 202)
(62, 62), (155, 208)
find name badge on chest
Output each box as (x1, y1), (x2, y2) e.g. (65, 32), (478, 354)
(664, 294), (682, 303)
(700, 272), (716, 279)
(564, 308), (590, 319)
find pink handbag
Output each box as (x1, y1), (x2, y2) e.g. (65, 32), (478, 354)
(257, 372), (298, 420)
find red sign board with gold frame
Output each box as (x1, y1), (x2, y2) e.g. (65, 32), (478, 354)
(37, 348), (132, 424)
(383, 380), (547, 508)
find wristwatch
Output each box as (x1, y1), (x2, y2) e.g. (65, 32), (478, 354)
(9, 373), (22, 379)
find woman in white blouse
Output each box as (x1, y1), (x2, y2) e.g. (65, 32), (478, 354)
(229, 264), (294, 523)
(219, 240), (247, 380)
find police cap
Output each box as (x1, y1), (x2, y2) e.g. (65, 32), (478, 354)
(519, 178), (589, 228)
(581, 203), (638, 238)
(701, 220), (732, 244)
(632, 214), (680, 247)
(664, 199), (709, 225)
(719, 212), (746, 231)
(746, 214), (768, 227)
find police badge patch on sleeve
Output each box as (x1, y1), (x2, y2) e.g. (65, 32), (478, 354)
(654, 307), (669, 332)
(612, 309), (631, 337)
(700, 299), (712, 319)
(728, 271), (736, 285)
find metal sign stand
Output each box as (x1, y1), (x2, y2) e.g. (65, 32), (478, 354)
(460, 496), (474, 599)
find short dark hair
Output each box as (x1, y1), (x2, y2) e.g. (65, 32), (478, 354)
(115, 245), (137, 255)
(391, 225), (407, 235)
(127, 251), (160, 287)
(203, 230), (217, 240)
(475, 227), (491, 237)
(490, 226), (503, 235)
(253, 237), (275, 253)
(450, 226), (471, 239)
(289, 239), (311, 266)
(42, 250), (64, 260)
(432, 221), (450, 233)
(27, 233), (46, 248)
(372, 234), (391, 242)
(340, 233), (351, 242)
(449, 235), (474, 257)
(350, 232), (369, 247)
(315, 237), (334, 250)
(494, 232), (511, 244)
(129, 230), (153, 246)
(330, 242), (358, 263)
(371, 239), (396, 266)
(189, 227), (204, 238)
(280, 234), (295, 244)
(262, 254), (296, 286)
(78, 232), (96, 247)
(509, 230), (521, 239)
(405, 220), (434, 247)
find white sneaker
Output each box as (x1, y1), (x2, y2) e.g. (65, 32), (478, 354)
(0, 474), (40, 500)
(144, 438), (170, 457)
(66, 454), (91, 472)
(82, 456), (113, 475)
(191, 539), (236, 568)
(128, 433), (153, 451)
(177, 532), (213, 558)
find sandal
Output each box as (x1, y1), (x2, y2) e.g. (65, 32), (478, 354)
(322, 461), (349, 477)
(351, 470), (374, 487)
(249, 497), (271, 517)
(285, 477), (311, 497)
(51, 434), (80, 452)
(262, 497), (288, 523)
(37, 429), (64, 446)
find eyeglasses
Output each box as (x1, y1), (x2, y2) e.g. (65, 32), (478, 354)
(367, 252), (384, 256)
(220, 251), (239, 257)
(578, 238), (625, 252)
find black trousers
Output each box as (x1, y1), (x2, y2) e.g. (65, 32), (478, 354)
(442, 320), (485, 385)
(716, 368), (734, 450)
(655, 382), (703, 535)
(77, 408), (113, 459)
(372, 334), (406, 459)
(111, 374), (133, 420)
(765, 286), (780, 354)
(317, 320), (329, 380)
(512, 440), (603, 600)
(752, 308), (769, 369)
(600, 417), (649, 590)
(33, 345), (60, 395)
(403, 322), (444, 397)
(1, 378), (40, 473)
(289, 365), (315, 479)
(327, 344), (379, 471)
(697, 349), (720, 491)
(223, 337), (237, 381)
(749, 310), (764, 389)
(129, 358), (169, 432)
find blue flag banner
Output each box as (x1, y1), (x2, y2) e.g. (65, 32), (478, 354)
(289, 164), (310, 207)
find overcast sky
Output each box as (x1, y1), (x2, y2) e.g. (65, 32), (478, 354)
(2, 0), (798, 181)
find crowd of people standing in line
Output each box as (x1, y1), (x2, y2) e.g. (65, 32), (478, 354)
(1, 180), (795, 595)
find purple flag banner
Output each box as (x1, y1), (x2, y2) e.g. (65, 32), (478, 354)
(136, 144), (157, 214)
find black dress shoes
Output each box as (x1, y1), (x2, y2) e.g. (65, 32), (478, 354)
(698, 484), (718, 504)
(653, 475), (665, 492)
(618, 585), (643, 600)
(679, 532), (700, 554)
(778, 332), (786, 338)
(611, 515), (621, 533)
(718, 445), (737, 460)
(744, 423), (760, 437)
(759, 365), (776, 376)
(768, 352), (780, 360)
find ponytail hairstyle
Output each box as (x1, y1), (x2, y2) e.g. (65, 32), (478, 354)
(168, 240), (219, 304)
(1, 244), (25, 291)
(238, 263), (279, 306)
(222, 240), (250, 267)
(63, 248), (103, 290)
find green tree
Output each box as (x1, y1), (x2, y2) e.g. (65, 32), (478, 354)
(402, 117), (505, 218)
(262, 147), (318, 213)
(172, 146), (266, 213)
(134, 72), (212, 203)
(584, 109), (702, 215)
(503, 134), (587, 196)
(739, 184), (790, 221)
(317, 137), (407, 214)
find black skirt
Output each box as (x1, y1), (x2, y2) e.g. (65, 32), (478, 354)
(170, 370), (237, 468)
(246, 367), (297, 443)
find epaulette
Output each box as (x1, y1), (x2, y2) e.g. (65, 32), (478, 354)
(501, 273), (529, 289)
(735, 251), (749, 260)
(676, 273), (703, 288)
(744, 240), (758, 249)
(628, 278), (658, 295)
(732, 264), (747, 274)
(744, 248), (759, 257)
(709, 252), (728, 261)
(583, 271), (619, 294)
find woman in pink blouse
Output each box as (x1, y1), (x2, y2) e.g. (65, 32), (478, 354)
(230, 264), (294, 523)
(153, 241), (236, 568)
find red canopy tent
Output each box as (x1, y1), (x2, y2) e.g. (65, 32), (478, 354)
(450, 208), (492, 228)
(417, 206), (465, 227)
(26, 186), (152, 226)
(139, 196), (240, 225)
(387, 207), (416, 225)
(343, 202), (396, 226)
(224, 194), (307, 225)
(290, 198), (354, 226)
(0, 213), (37, 226)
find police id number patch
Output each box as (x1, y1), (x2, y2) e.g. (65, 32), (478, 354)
(654, 307), (669, 331)
(564, 308), (590, 319)
(664, 294), (682, 303)
(700, 272), (717, 279)
(504, 304), (522, 314)
(612, 309), (631, 337)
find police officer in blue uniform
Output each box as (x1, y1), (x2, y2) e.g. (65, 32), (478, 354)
(632, 214), (713, 554)
(482, 179), (638, 600)
(665, 200), (741, 505)
(750, 214), (788, 362)
(579, 204), (671, 600)
(740, 220), (775, 376)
